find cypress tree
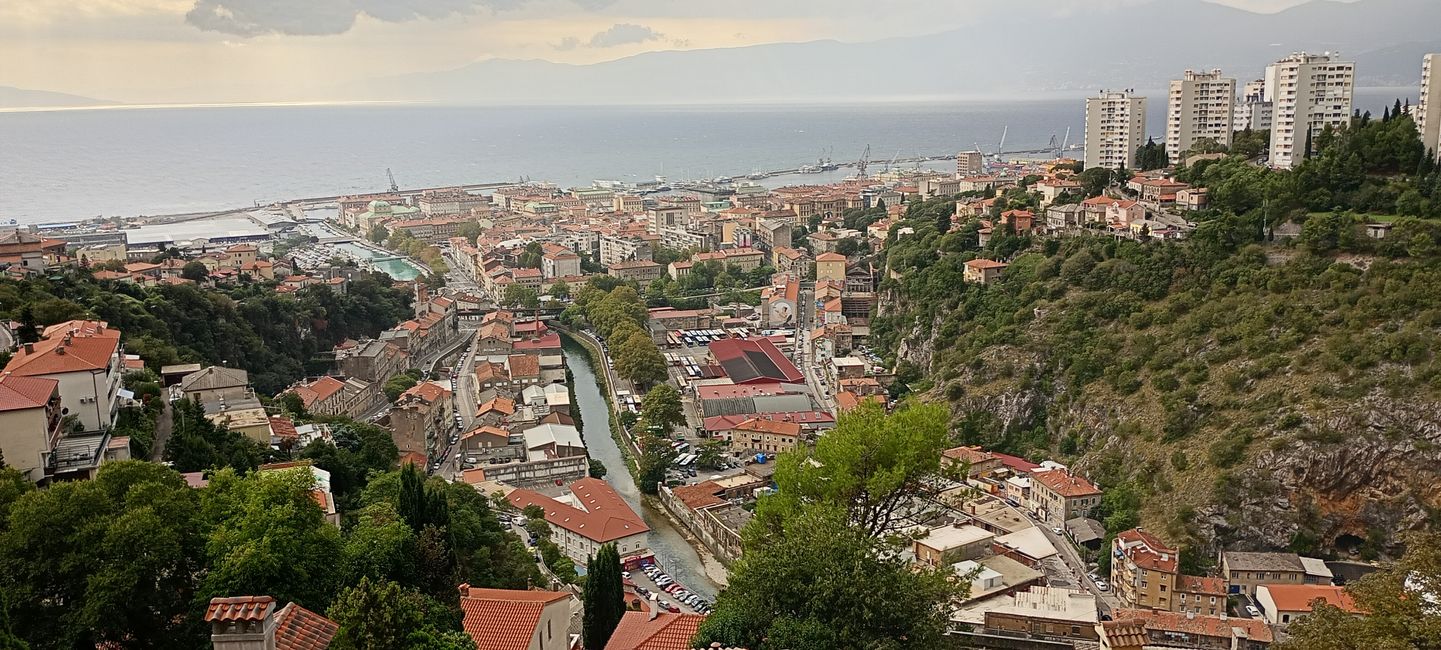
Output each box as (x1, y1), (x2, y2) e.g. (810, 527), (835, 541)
(582, 544), (626, 650)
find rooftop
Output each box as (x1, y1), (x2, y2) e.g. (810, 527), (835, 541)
(508, 478), (650, 543)
(1261, 584), (1360, 613)
(460, 587), (571, 650)
(916, 524), (994, 552)
(604, 612), (706, 650)
(709, 337), (804, 384)
(1223, 551), (1306, 573)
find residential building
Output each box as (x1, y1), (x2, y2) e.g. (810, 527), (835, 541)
(1235, 78), (1273, 133)
(1254, 584), (1359, 626)
(942, 445), (1003, 477)
(1027, 469), (1101, 528)
(1167, 69), (1236, 155)
(599, 234), (652, 267)
(755, 218), (792, 252)
(983, 586), (1100, 642)
(521, 422), (584, 460)
(957, 150), (985, 176)
(180, 366), (251, 404)
(335, 338), (408, 385)
(1420, 53), (1441, 160)
(1112, 528), (1227, 615)
(0, 373), (65, 482)
(1266, 51), (1355, 169)
(963, 259), (1008, 285)
(539, 243), (581, 279)
(508, 478), (650, 562)
(204, 595), (338, 650)
(604, 612), (705, 650)
(607, 259), (663, 283)
(913, 523), (994, 567)
(815, 252), (846, 282)
(0, 229), (67, 273)
(1085, 91), (1148, 170)
(1103, 609), (1274, 650)
(389, 382), (452, 456)
(3, 322), (123, 433)
(727, 417), (803, 454)
(1221, 551), (1307, 597)
(458, 587), (573, 650)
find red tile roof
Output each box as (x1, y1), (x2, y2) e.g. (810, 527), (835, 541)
(942, 445), (996, 465)
(42, 320), (118, 339)
(204, 596), (275, 622)
(460, 588), (570, 650)
(1031, 469), (1102, 498)
(671, 481), (726, 510)
(1176, 575), (1228, 596)
(604, 612), (706, 650)
(4, 334), (118, 376)
(732, 417), (801, 438)
(269, 416), (298, 441)
(272, 602), (339, 650)
(508, 478), (649, 543)
(0, 373), (57, 412)
(1114, 608), (1274, 643)
(707, 337), (804, 384)
(1262, 584), (1360, 613)
(513, 333), (561, 351)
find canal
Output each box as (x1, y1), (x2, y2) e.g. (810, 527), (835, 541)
(562, 336), (723, 600)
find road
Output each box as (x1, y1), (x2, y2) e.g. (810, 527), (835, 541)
(149, 399), (174, 462)
(438, 330), (480, 478)
(1027, 510), (1120, 615)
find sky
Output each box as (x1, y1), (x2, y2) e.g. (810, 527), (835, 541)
(0, 0), (1352, 103)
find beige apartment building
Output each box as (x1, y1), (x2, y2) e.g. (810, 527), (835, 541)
(1085, 91), (1148, 170)
(1420, 53), (1440, 160)
(1266, 51), (1354, 169)
(1167, 69), (1235, 155)
(1111, 529), (1227, 616)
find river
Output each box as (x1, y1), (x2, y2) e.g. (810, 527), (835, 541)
(561, 336), (723, 600)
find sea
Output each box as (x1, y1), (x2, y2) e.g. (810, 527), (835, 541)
(0, 88), (1415, 224)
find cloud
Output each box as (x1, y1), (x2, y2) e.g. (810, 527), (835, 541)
(184, 0), (610, 36)
(554, 36), (580, 50)
(586, 22), (661, 47)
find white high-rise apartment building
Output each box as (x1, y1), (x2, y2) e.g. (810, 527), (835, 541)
(1419, 53), (1441, 160)
(1234, 79), (1273, 132)
(1167, 69), (1236, 155)
(1265, 52), (1354, 169)
(1085, 90), (1148, 171)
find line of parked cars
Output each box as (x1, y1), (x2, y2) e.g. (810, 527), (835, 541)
(640, 563), (712, 614)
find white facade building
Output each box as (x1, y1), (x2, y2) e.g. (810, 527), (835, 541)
(1420, 53), (1441, 160)
(1266, 52), (1355, 169)
(1234, 79), (1273, 133)
(1167, 69), (1236, 154)
(1085, 91), (1148, 170)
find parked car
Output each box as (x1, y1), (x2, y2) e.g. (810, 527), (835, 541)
(1245, 605), (1261, 618)
(1095, 581), (1110, 592)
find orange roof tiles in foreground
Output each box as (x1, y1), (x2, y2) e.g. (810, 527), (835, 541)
(4, 335), (118, 377)
(271, 602), (339, 650)
(604, 612), (707, 650)
(460, 587), (570, 650)
(1113, 608), (1274, 644)
(0, 373), (58, 412)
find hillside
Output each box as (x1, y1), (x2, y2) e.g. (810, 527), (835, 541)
(350, 0), (1441, 104)
(872, 116), (1441, 563)
(0, 85), (108, 109)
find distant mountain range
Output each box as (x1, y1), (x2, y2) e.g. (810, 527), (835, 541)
(346, 0), (1441, 104)
(0, 86), (109, 109)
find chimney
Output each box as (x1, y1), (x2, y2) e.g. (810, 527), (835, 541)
(24, 343), (33, 354)
(55, 347), (66, 356)
(204, 596), (278, 650)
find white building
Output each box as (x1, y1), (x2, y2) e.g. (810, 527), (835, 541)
(1167, 69), (1235, 154)
(508, 478), (651, 564)
(1085, 91), (1148, 170)
(1235, 78), (1274, 133)
(1420, 53), (1441, 160)
(1266, 52), (1355, 169)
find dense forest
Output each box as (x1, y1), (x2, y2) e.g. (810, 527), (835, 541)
(0, 269), (414, 394)
(872, 111), (1441, 565)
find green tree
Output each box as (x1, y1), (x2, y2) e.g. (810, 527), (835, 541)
(550, 279), (571, 301)
(754, 401), (951, 537)
(613, 331), (667, 387)
(0, 461), (208, 649)
(13, 306), (38, 345)
(588, 459), (608, 479)
(582, 543), (626, 650)
(165, 398), (265, 473)
(456, 220), (483, 246)
(328, 576), (457, 650)
(1078, 167), (1112, 197)
(385, 372), (420, 401)
(638, 384), (685, 433)
(502, 283), (541, 310)
(180, 261), (210, 283)
(637, 434), (676, 495)
(280, 391), (309, 418)
(199, 468), (344, 611)
(368, 224), (390, 244)
(694, 503), (960, 650)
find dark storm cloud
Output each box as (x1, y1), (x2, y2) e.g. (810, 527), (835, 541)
(185, 0), (616, 37)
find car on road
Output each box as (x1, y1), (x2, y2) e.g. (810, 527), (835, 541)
(1245, 605), (1261, 618)
(1052, 527), (1064, 536)
(660, 602), (679, 613)
(1095, 581), (1110, 592)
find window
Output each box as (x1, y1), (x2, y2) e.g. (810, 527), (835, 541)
(1282, 614), (1290, 623)
(1160, 585), (1166, 592)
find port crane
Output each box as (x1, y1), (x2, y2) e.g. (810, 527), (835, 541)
(386, 168), (399, 193)
(856, 144), (871, 178)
